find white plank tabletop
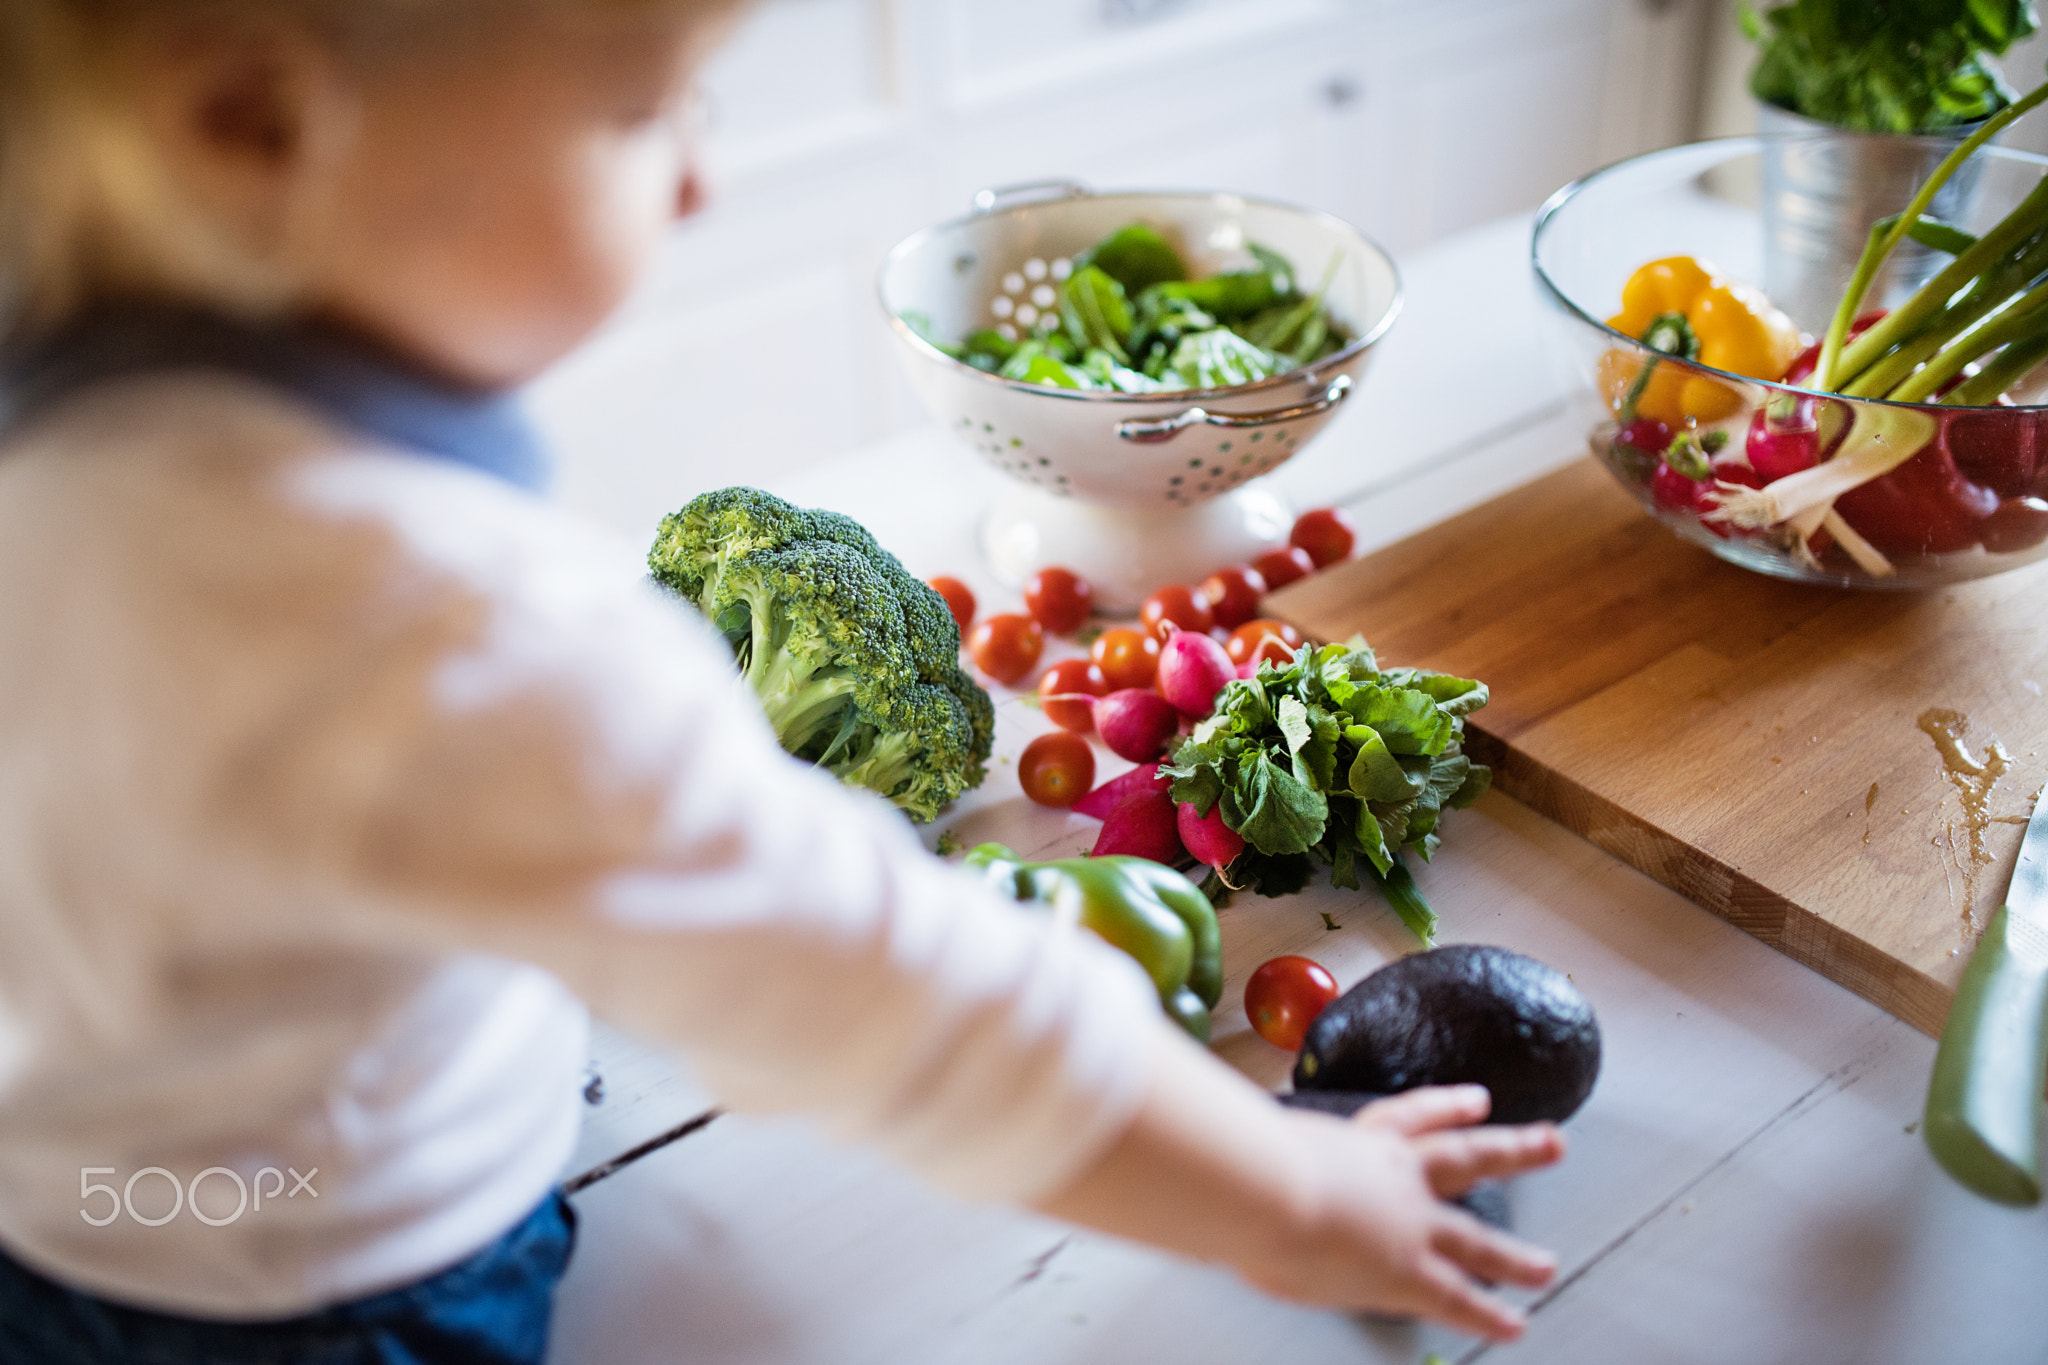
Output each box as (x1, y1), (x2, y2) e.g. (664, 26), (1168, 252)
(539, 215), (2048, 1364)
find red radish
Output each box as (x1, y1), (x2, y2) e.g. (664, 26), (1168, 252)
(1652, 459), (1762, 539)
(1650, 461), (1710, 515)
(1090, 788), (1185, 863)
(1982, 495), (2048, 553)
(1835, 440), (2000, 556)
(1784, 310), (1885, 386)
(1155, 628), (1235, 719)
(1176, 802), (1244, 870)
(1094, 688), (1180, 762)
(1616, 416), (1672, 455)
(1073, 763), (1169, 820)
(1744, 397), (1839, 482)
(1945, 406), (2044, 499)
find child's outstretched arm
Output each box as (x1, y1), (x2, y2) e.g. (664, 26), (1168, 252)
(81, 431), (1566, 1338)
(1037, 1039), (1563, 1340)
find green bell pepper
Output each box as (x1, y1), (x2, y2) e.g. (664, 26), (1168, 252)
(964, 843), (1224, 1040)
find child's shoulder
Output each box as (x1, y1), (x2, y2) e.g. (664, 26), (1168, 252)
(0, 370), (662, 672)
(4, 370), (634, 579)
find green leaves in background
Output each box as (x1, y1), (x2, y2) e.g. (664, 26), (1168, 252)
(1743, 0), (2040, 133)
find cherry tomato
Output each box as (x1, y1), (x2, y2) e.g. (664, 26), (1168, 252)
(1018, 731), (1096, 808)
(967, 612), (1043, 686)
(1140, 584), (1213, 640)
(1225, 619), (1304, 669)
(1289, 507), (1357, 568)
(1024, 566), (1094, 635)
(1039, 658), (1108, 733)
(1091, 627), (1161, 691)
(1252, 544), (1315, 590)
(927, 576), (975, 634)
(1200, 565), (1266, 631)
(1244, 955), (1339, 1051)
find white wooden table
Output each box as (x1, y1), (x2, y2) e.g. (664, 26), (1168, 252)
(538, 216), (2048, 1364)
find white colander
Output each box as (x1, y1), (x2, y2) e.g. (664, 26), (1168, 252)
(879, 183), (1400, 608)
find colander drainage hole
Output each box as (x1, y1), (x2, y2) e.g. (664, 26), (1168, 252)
(990, 257), (1074, 340)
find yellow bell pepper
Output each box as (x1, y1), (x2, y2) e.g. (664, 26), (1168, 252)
(1602, 256), (1802, 426)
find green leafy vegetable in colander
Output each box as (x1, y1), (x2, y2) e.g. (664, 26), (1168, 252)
(914, 221), (1351, 393)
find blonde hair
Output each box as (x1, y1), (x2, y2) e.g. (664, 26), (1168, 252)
(0, 0), (695, 347)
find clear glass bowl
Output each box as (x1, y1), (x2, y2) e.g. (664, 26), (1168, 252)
(1533, 135), (2048, 589)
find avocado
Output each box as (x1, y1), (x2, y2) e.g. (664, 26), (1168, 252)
(1291, 944), (1600, 1124)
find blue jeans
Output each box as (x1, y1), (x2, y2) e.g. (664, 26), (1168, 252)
(0, 1194), (576, 1365)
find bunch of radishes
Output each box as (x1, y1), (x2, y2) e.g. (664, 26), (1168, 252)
(929, 505), (1359, 874)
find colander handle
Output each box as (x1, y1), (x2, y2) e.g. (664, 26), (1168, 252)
(971, 180), (1090, 214)
(1115, 374), (1353, 444)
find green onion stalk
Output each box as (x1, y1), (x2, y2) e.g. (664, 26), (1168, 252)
(1715, 78), (2048, 565)
(1815, 79), (2048, 397)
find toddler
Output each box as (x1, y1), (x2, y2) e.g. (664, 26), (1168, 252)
(0, 3), (1565, 1361)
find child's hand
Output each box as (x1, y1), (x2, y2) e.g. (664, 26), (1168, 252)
(1034, 1038), (1567, 1343)
(1240, 1086), (1563, 1337)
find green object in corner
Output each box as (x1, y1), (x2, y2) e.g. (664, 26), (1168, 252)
(964, 843), (1223, 1041)
(1924, 800), (2048, 1206)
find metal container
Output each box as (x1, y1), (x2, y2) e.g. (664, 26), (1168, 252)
(1757, 101), (1984, 334)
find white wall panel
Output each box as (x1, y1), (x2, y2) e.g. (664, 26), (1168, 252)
(697, 0), (899, 173)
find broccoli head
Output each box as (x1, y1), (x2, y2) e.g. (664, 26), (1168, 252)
(649, 487), (993, 822)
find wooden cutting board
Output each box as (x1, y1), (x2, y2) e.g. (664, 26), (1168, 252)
(1269, 458), (2048, 1038)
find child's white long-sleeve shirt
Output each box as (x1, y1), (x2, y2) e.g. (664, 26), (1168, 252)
(0, 372), (1166, 1319)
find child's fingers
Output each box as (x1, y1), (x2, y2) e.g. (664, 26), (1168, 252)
(1412, 1255), (1529, 1342)
(1350, 1083), (1490, 1137)
(1417, 1122), (1566, 1196)
(1430, 1209), (1558, 1290)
